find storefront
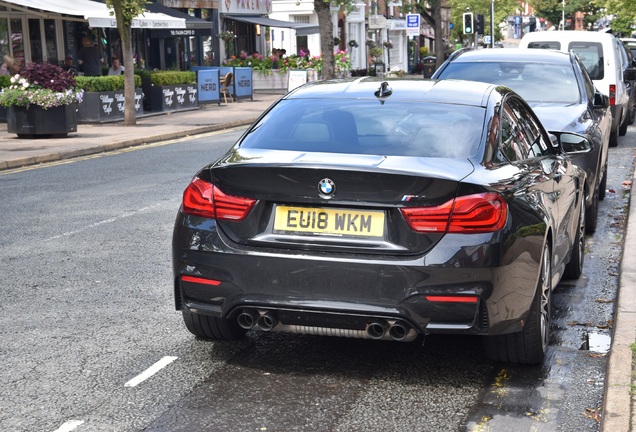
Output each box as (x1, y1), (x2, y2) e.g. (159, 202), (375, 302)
(0, 0), (187, 71)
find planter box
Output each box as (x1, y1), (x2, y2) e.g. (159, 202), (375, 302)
(77, 89), (144, 123)
(7, 104), (77, 138)
(252, 69), (321, 93)
(253, 70), (289, 92)
(147, 84), (198, 112)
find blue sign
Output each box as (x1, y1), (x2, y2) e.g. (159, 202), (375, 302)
(406, 14), (420, 35)
(197, 68), (220, 103)
(234, 67), (253, 100)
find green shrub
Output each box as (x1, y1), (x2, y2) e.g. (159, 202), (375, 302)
(150, 71), (196, 86)
(75, 75), (141, 92)
(135, 70), (152, 80)
(0, 75), (11, 88)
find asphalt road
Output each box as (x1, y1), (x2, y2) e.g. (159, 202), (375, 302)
(0, 126), (633, 432)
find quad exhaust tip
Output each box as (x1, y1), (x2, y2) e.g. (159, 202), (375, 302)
(235, 309), (417, 341)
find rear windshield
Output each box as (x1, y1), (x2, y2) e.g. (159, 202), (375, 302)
(239, 99), (485, 158)
(568, 42), (604, 80)
(437, 62), (580, 104)
(528, 41), (561, 50)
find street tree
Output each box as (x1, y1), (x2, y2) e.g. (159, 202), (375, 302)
(601, 0), (636, 35)
(447, 0), (519, 45)
(315, 0), (336, 79)
(105, 0), (147, 126)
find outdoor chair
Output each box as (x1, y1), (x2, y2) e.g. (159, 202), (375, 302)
(220, 72), (234, 103)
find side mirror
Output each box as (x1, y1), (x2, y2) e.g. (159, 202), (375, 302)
(593, 90), (610, 108)
(550, 131), (593, 154)
(624, 67), (636, 81)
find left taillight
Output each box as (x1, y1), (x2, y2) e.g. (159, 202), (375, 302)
(181, 177), (256, 221)
(400, 192), (507, 234)
(609, 84), (616, 105)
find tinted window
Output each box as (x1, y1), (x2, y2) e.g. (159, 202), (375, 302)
(569, 42), (604, 80)
(495, 97), (549, 163)
(240, 100), (486, 158)
(437, 61), (580, 103)
(528, 41), (561, 50)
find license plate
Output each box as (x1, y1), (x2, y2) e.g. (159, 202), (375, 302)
(274, 206), (385, 237)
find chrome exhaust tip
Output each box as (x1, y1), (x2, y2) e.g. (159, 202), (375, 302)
(236, 309), (259, 330)
(367, 320), (389, 339)
(257, 311), (279, 331)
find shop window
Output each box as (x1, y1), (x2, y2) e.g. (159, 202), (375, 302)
(0, 18), (9, 58)
(10, 18), (24, 69)
(28, 18), (42, 62)
(44, 19), (58, 63)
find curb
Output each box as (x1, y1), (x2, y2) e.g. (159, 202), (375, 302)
(602, 169), (636, 432)
(0, 118), (256, 171)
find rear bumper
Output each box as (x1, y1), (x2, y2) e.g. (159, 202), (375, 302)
(172, 216), (544, 338)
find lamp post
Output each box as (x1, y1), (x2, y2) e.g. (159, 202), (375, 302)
(562, 0), (565, 30)
(490, 0), (495, 48)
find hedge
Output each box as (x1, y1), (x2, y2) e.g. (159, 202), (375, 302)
(150, 71), (196, 86)
(75, 75), (142, 92)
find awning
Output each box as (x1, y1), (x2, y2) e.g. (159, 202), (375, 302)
(146, 2), (213, 30)
(1, 0), (186, 29)
(224, 14), (319, 36)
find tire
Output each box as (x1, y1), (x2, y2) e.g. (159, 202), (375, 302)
(609, 123), (619, 147)
(564, 198), (585, 279)
(599, 162), (608, 201)
(182, 309), (247, 340)
(483, 243), (551, 364)
(584, 186), (598, 234)
(620, 114), (629, 136)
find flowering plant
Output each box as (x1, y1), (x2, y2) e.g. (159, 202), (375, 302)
(219, 30), (235, 42)
(223, 49), (351, 76)
(0, 62), (83, 109)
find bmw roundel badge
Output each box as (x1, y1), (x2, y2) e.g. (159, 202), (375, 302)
(318, 178), (336, 197)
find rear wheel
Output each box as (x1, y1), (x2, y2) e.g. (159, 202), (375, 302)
(584, 187), (598, 234)
(620, 114), (629, 135)
(182, 309), (247, 340)
(565, 198), (586, 279)
(483, 243), (551, 364)
(599, 162), (608, 201)
(610, 123), (619, 147)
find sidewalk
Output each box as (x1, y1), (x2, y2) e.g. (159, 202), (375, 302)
(0, 93), (282, 171)
(0, 91), (633, 431)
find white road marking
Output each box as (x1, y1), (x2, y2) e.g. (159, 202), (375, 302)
(124, 356), (178, 387)
(52, 420), (85, 432)
(45, 202), (169, 241)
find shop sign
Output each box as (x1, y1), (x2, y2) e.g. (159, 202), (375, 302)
(369, 15), (388, 29)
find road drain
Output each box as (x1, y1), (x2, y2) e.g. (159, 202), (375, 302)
(580, 332), (611, 353)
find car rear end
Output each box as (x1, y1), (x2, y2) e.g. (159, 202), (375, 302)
(172, 80), (543, 343)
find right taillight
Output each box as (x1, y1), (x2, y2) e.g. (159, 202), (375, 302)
(609, 84), (616, 105)
(400, 192), (507, 234)
(181, 177), (256, 221)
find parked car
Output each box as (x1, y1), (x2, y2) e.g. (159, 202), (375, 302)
(619, 39), (636, 127)
(432, 48), (610, 233)
(519, 30), (636, 146)
(172, 78), (587, 364)
(621, 37), (636, 57)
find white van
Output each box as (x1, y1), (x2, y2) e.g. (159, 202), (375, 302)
(520, 31), (636, 146)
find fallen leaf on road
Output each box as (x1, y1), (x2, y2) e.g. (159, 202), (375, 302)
(583, 407), (601, 422)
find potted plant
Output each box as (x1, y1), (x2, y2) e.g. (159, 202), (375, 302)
(147, 71), (198, 112)
(75, 75), (143, 123)
(0, 62), (83, 138)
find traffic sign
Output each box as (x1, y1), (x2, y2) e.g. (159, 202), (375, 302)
(406, 14), (420, 36)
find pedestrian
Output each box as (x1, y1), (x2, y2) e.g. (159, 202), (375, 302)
(77, 36), (103, 76)
(61, 55), (77, 76)
(0, 55), (14, 76)
(108, 57), (124, 75)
